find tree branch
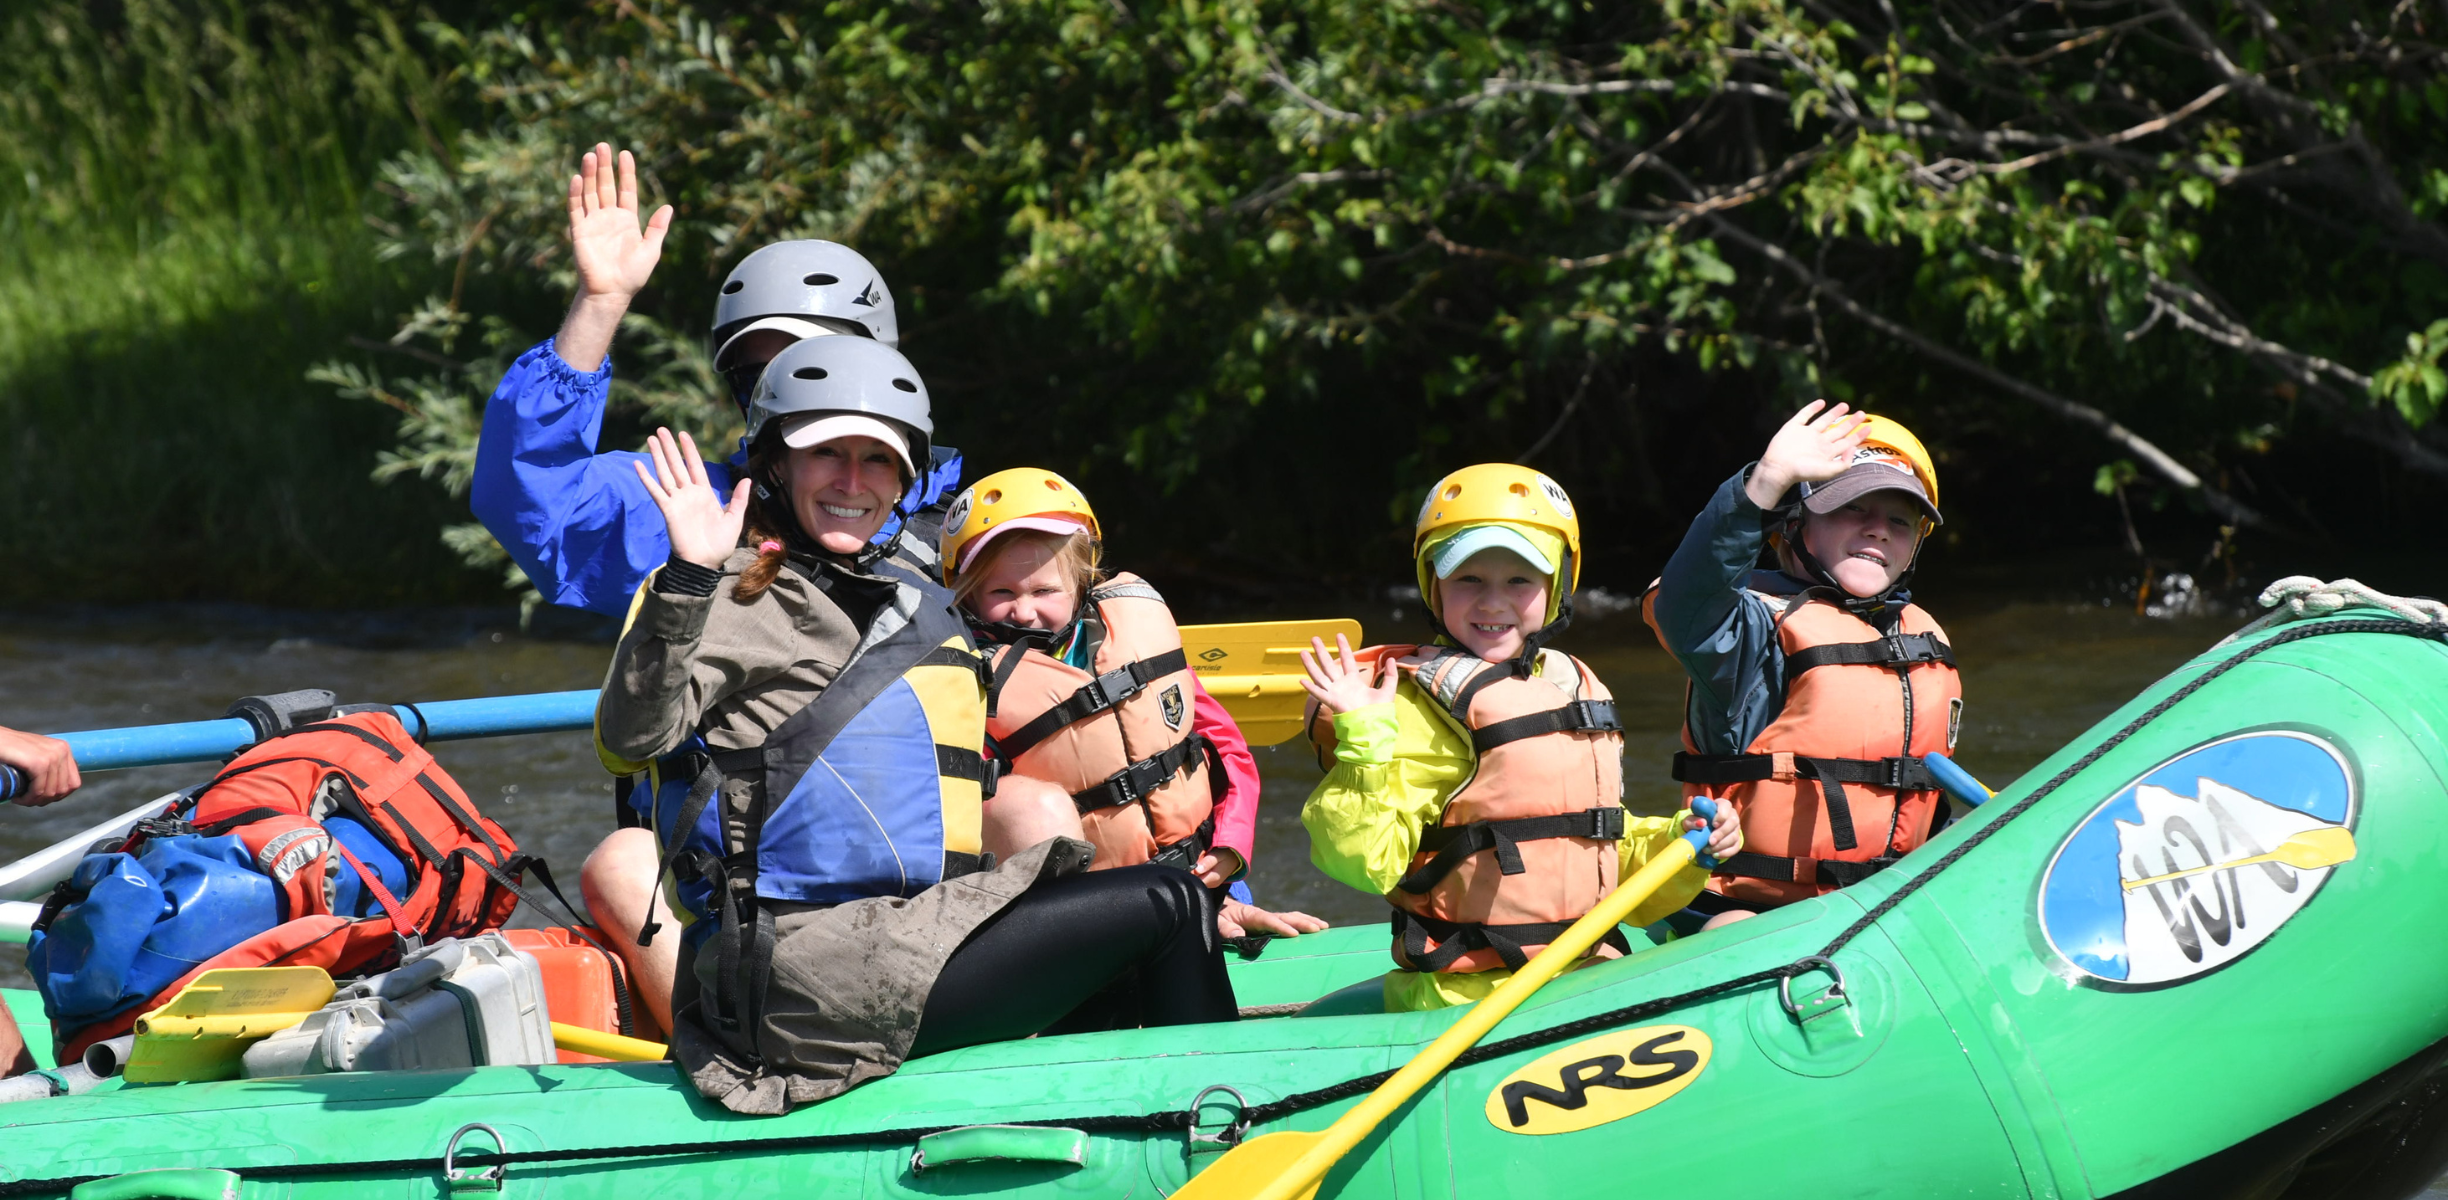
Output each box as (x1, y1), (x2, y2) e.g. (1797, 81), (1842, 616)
(1981, 82), (2232, 175)
(1701, 215), (2268, 527)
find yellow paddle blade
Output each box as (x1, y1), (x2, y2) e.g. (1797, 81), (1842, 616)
(1172, 1131), (1329, 1200)
(2122, 825), (2357, 891)
(1180, 620), (1363, 746)
(126, 965), (335, 1083)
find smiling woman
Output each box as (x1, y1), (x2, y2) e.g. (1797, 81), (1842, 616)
(582, 335), (1240, 1115)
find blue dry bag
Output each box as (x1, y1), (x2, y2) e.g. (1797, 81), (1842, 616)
(28, 834), (282, 1029)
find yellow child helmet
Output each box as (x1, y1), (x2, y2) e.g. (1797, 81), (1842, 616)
(939, 467), (1101, 585)
(1795, 413), (1943, 533)
(1413, 463), (1583, 625)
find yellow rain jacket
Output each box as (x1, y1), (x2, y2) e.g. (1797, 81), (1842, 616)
(1302, 662), (1715, 1013)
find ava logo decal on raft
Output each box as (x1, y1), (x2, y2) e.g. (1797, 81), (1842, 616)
(2037, 731), (2357, 989)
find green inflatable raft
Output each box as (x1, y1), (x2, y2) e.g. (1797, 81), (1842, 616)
(7, 610), (2448, 1199)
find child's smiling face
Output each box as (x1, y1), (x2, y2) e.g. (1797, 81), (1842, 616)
(1799, 490), (1924, 597)
(965, 536), (1082, 631)
(1438, 547), (1550, 662)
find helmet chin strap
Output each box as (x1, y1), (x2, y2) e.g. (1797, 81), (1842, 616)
(755, 470), (911, 574)
(1779, 510), (1924, 624)
(966, 613), (1081, 651)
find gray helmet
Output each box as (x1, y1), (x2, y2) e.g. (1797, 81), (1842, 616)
(744, 336), (932, 478)
(711, 240), (898, 368)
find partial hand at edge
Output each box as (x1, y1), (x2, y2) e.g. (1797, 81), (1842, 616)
(0, 726), (79, 806)
(1219, 900), (1329, 939)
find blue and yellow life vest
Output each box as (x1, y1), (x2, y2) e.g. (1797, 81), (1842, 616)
(600, 556), (990, 941)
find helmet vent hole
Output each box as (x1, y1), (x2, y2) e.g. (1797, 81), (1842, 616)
(792, 367), (828, 380)
(1441, 485), (1462, 501)
(983, 490), (1004, 505)
(1509, 482), (1530, 497)
(1044, 479), (1062, 490)
(804, 273), (839, 286)
(892, 378), (918, 392)
(721, 280), (745, 294)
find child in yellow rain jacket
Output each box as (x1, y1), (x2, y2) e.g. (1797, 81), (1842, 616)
(1299, 464), (1741, 1012)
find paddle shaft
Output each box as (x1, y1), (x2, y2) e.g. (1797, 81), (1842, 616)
(0, 690), (602, 801)
(0, 617), (1351, 798)
(1238, 815), (1713, 1200)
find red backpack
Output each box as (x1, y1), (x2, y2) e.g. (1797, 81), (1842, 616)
(55, 711), (624, 1061)
(162, 710), (523, 939)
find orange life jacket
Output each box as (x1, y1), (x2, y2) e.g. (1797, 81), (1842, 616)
(1656, 589), (1962, 908)
(1308, 645), (1628, 974)
(985, 573), (1217, 870)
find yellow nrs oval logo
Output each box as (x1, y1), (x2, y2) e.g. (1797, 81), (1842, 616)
(1483, 1025), (1711, 1135)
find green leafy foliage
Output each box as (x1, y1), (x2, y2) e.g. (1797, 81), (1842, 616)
(11, 0), (2448, 605)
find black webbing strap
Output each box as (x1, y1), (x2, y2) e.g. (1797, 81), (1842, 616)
(1671, 752), (1938, 790)
(1672, 751), (1939, 852)
(1393, 908), (1635, 973)
(1469, 699), (1623, 754)
(982, 641), (1040, 721)
(1713, 851), (1897, 889)
(936, 744), (989, 784)
(1146, 814), (1220, 876)
(1396, 808), (1627, 895)
(918, 644), (995, 704)
(1782, 631), (1954, 687)
(636, 756), (724, 947)
(1070, 732), (1211, 815)
(995, 648), (1190, 761)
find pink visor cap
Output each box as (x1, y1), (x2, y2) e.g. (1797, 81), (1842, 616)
(956, 514), (1094, 576)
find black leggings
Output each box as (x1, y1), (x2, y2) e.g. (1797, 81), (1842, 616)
(911, 863), (1238, 1056)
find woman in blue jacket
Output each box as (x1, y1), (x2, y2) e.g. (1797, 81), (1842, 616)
(469, 142), (960, 616)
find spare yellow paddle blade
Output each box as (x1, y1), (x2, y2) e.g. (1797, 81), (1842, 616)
(1181, 619), (1363, 746)
(2272, 825), (2357, 869)
(1173, 1130), (1328, 1200)
(126, 965), (335, 1083)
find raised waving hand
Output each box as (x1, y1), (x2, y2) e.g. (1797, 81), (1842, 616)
(555, 143), (674, 373)
(1300, 634), (1400, 716)
(1744, 400), (1871, 509)
(633, 428), (750, 570)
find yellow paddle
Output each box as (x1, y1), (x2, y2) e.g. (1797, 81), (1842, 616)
(1179, 620), (1363, 746)
(552, 1021), (669, 1062)
(124, 966), (336, 1083)
(1173, 800), (1724, 1200)
(2121, 825), (2356, 890)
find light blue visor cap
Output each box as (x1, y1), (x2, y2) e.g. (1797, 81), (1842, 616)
(1428, 524), (1557, 581)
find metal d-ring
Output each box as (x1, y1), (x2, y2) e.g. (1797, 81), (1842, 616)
(443, 1122), (508, 1192)
(1186, 1085), (1251, 1150)
(1778, 955), (1849, 1017)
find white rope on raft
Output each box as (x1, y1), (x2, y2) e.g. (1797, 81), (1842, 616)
(2215, 576), (2448, 647)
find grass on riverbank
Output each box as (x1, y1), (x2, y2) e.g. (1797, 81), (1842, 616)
(0, 0), (496, 605)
